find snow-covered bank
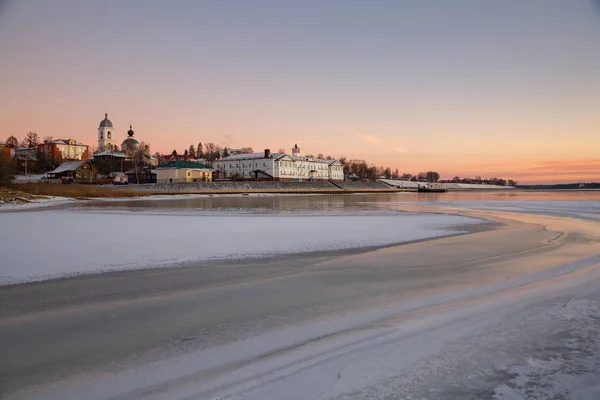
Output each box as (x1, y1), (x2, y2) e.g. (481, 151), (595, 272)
(0, 210), (482, 285)
(0, 195), (77, 210)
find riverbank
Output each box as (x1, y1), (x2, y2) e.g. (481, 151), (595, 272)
(7, 179), (524, 200)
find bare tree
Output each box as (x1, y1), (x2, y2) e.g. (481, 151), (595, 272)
(5, 135), (19, 148)
(277, 148), (286, 154)
(188, 145), (196, 159)
(241, 147), (253, 154)
(196, 143), (203, 159)
(43, 136), (53, 143)
(25, 132), (39, 148)
(204, 143), (218, 162)
(132, 141), (151, 183)
(425, 171), (440, 183)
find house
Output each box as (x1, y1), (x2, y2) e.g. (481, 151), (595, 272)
(13, 147), (38, 161)
(156, 161), (212, 183)
(108, 172), (128, 185)
(212, 145), (344, 181)
(125, 167), (157, 184)
(13, 147), (38, 175)
(37, 139), (89, 162)
(161, 154), (202, 164)
(47, 161), (97, 184)
(91, 150), (132, 162)
(0, 141), (12, 161)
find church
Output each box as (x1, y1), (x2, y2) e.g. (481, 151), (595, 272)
(97, 113), (138, 154)
(94, 113), (157, 167)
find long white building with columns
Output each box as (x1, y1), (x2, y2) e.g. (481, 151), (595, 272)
(213, 145), (344, 181)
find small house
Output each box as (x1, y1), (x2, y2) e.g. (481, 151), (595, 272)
(156, 161), (212, 183)
(47, 161), (97, 184)
(109, 172), (128, 185)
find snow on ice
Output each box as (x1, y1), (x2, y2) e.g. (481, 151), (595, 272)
(0, 210), (482, 285)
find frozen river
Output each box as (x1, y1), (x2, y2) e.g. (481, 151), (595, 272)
(1, 193), (600, 399)
(77, 190), (600, 212)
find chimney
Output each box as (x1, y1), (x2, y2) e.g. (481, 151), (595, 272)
(264, 149), (271, 158)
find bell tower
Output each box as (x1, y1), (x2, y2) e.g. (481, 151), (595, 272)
(98, 113), (116, 151)
(292, 143), (300, 157)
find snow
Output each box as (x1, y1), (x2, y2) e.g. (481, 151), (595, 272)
(13, 174), (46, 182)
(432, 200), (600, 221)
(0, 210), (482, 285)
(445, 182), (515, 189)
(14, 253), (600, 400)
(0, 195), (76, 210)
(378, 179), (422, 188)
(47, 161), (85, 173)
(378, 179), (515, 190)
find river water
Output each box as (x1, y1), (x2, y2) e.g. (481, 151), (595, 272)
(85, 190), (600, 213)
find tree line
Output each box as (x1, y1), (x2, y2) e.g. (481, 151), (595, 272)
(159, 143), (254, 164)
(439, 176), (518, 186)
(4, 132), (48, 149)
(3, 134), (517, 185)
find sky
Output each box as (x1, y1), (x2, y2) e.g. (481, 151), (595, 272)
(1, 0), (599, 183)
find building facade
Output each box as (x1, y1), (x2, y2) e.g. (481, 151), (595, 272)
(0, 141), (11, 160)
(47, 161), (97, 183)
(213, 146), (344, 181)
(38, 139), (89, 162)
(156, 161), (212, 183)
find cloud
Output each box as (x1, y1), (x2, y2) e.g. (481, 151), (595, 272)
(393, 147), (407, 153)
(360, 135), (381, 144)
(447, 157), (600, 184)
(320, 124), (354, 133)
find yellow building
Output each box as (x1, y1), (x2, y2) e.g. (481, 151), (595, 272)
(156, 161), (212, 184)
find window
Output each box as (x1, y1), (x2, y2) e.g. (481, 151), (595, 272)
(107, 131), (111, 139)
(187, 172), (191, 177)
(84, 173), (87, 178)
(100, 133), (103, 139)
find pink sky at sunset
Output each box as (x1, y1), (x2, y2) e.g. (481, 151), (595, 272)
(1, 0), (599, 184)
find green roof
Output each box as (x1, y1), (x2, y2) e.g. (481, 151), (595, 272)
(157, 161), (212, 170)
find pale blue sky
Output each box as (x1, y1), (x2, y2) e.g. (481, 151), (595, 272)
(1, 0), (599, 182)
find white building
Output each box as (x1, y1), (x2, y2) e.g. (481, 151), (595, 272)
(97, 113), (116, 151)
(38, 139), (89, 161)
(213, 145), (344, 181)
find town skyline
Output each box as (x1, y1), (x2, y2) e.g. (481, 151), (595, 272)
(2, 1), (600, 184)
